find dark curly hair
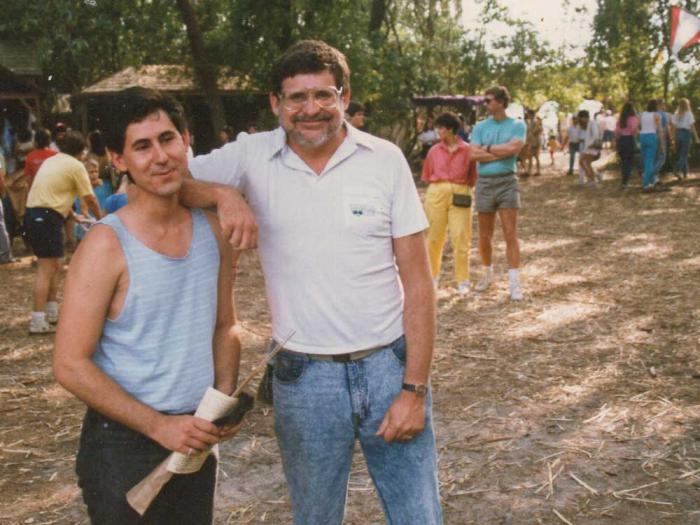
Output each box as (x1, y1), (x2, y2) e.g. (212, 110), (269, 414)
(271, 40), (350, 94)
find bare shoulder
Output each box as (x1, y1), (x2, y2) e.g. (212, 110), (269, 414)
(68, 224), (125, 281)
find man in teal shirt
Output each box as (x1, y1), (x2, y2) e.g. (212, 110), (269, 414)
(470, 86), (526, 301)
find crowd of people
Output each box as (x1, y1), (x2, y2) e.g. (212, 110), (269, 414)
(416, 94), (698, 302)
(0, 122), (136, 332)
(538, 98), (696, 192)
(1, 36), (698, 524)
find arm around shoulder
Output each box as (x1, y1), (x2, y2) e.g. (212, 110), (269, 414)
(181, 139), (258, 249)
(180, 175), (258, 250)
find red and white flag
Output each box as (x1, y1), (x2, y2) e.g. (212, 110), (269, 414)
(670, 6), (700, 56)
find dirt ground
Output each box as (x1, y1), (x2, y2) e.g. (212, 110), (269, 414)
(1, 152), (700, 524)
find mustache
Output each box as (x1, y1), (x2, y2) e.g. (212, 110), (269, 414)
(292, 115), (332, 123)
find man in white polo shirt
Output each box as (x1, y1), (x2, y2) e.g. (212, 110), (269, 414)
(182, 40), (441, 524)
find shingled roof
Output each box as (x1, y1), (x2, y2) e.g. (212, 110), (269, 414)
(0, 41), (41, 77)
(78, 65), (258, 95)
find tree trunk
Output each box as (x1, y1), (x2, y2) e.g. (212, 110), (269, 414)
(369, 0), (389, 34)
(273, 0), (294, 51)
(175, 0), (226, 152)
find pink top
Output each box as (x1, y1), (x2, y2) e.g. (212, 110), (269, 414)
(615, 115), (639, 137)
(421, 139), (472, 185)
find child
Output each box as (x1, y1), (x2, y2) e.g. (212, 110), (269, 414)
(547, 133), (559, 166)
(73, 158), (107, 240)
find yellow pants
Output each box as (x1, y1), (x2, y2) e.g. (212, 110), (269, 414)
(424, 181), (473, 282)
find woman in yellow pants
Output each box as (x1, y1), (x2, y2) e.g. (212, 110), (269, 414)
(421, 112), (476, 295)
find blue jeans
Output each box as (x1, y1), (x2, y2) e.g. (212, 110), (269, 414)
(654, 141), (667, 175)
(617, 135), (636, 186)
(272, 336), (442, 525)
(76, 409), (217, 524)
(640, 133), (658, 188)
(568, 142), (579, 173)
(675, 129), (691, 176)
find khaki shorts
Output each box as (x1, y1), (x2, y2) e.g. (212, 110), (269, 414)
(475, 174), (520, 213)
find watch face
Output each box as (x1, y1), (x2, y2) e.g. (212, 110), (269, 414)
(416, 385), (428, 396)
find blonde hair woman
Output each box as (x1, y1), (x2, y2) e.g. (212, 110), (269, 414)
(671, 98), (700, 179)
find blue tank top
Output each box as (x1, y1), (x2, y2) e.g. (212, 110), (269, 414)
(93, 209), (219, 413)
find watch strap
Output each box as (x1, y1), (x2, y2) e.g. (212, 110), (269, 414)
(401, 382), (428, 396)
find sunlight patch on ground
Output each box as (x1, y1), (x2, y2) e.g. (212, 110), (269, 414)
(616, 242), (673, 258)
(538, 272), (589, 287)
(529, 365), (692, 443)
(637, 207), (685, 216)
(521, 238), (579, 256)
(506, 302), (601, 339)
(677, 255), (700, 269)
(0, 344), (50, 364)
(614, 233), (659, 242)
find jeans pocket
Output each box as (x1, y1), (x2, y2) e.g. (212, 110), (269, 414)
(273, 351), (307, 384)
(388, 337), (407, 366)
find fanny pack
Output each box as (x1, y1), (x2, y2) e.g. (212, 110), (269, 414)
(452, 193), (472, 208)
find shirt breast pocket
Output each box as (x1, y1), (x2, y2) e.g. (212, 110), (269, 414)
(342, 191), (391, 238)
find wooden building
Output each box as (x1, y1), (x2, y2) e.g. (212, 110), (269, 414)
(0, 40), (42, 133)
(71, 65), (268, 154)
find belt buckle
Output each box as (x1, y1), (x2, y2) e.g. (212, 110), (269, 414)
(331, 353), (352, 363)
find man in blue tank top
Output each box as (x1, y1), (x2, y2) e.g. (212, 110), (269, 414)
(53, 88), (242, 524)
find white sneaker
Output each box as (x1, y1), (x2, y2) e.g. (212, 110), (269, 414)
(29, 319), (56, 334)
(509, 284), (524, 301)
(475, 274), (492, 292)
(457, 281), (471, 296)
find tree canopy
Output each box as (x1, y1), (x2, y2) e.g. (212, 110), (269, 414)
(2, 0), (700, 151)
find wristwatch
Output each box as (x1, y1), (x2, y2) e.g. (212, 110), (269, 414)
(402, 383), (428, 397)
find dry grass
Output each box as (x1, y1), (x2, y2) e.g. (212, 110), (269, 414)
(1, 153), (699, 524)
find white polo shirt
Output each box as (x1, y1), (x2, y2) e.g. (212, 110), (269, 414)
(189, 125), (428, 354)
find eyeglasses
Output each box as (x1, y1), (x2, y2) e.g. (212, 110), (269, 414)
(279, 86), (343, 112)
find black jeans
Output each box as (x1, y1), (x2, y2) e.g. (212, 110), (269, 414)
(617, 135), (636, 186)
(76, 409), (217, 524)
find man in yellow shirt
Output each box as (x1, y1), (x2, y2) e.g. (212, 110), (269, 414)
(25, 130), (102, 334)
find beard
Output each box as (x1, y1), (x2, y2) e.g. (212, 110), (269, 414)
(281, 112), (344, 148)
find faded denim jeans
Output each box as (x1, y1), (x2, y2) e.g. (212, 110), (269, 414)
(271, 335), (443, 525)
(640, 132), (659, 188)
(675, 129), (692, 176)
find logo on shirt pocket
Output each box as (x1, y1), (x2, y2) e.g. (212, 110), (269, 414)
(342, 191), (389, 236)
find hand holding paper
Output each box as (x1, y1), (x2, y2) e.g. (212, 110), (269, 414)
(126, 332), (292, 515)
